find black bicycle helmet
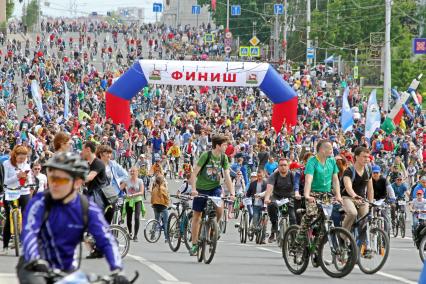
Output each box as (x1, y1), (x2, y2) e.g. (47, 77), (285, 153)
(44, 152), (89, 180)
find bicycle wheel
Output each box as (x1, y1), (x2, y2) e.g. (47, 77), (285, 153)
(242, 212), (248, 244)
(167, 213), (181, 252)
(144, 219), (162, 243)
(0, 212), (5, 241)
(233, 201), (240, 219)
(358, 227), (390, 274)
(318, 227), (357, 278)
(12, 211), (20, 257)
(419, 235), (426, 262)
(399, 215), (405, 239)
(110, 225), (130, 258)
(220, 210), (227, 234)
(392, 217), (398, 238)
(183, 212), (192, 251)
(277, 218), (288, 248)
(197, 222), (204, 263)
(203, 219), (218, 264)
(282, 225), (309, 275)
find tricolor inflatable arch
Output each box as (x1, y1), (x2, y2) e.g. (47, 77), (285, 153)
(106, 60), (298, 132)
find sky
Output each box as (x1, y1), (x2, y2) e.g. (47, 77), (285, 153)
(12, 0), (164, 22)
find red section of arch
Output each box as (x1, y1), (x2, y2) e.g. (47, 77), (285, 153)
(106, 92), (131, 129)
(272, 96), (298, 132)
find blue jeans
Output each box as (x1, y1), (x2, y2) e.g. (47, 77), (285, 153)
(153, 207), (169, 240)
(252, 205), (263, 228)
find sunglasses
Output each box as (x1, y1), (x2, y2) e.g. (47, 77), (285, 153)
(279, 164), (288, 167)
(397, 178), (403, 181)
(48, 175), (71, 185)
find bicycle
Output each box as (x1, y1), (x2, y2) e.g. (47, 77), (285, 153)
(282, 194), (357, 278)
(255, 206), (268, 245)
(219, 199), (229, 234)
(0, 195), (6, 241)
(235, 197), (251, 244)
(276, 198), (290, 248)
(167, 194), (193, 252)
(194, 194), (224, 264)
(4, 184), (36, 257)
(413, 210), (426, 261)
(392, 198), (407, 238)
(348, 199), (390, 274)
(144, 205), (175, 243)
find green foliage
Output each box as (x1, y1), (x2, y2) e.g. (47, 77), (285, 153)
(6, 0), (15, 21)
(23, 0), (39, 30)
(197, 0), (277, 45)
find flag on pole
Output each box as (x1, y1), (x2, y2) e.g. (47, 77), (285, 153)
(64, 81), (70, 119)
(31, 80), (44, 117)
(365, 89), (381, 139)
(341, 87), (354, 133)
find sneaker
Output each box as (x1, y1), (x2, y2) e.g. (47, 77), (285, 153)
(129, 233), (133, 240)
(268, 233), (276, 243)
(0, 248), (9, 256)
(165, 238), (169, 243)
(189, 244), (198, 256)
(86, 251), (103, 259)
(133, 236), (138, 242)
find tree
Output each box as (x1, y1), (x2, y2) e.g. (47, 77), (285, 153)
(23, 0), (39, 31)
(6, 0), (15, 21)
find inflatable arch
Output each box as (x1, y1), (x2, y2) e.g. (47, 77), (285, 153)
(106, 60), (298, 132)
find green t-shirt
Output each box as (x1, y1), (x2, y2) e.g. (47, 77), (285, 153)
(304, 156), (339, 193)
(196, 151), (230, 191)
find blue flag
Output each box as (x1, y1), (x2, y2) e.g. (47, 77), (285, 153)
(341, 87), (353, 133)
(64, 81), (70, 119)
(365, 89), (381, 139)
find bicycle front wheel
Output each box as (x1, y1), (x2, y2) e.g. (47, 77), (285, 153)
(419, 235), (426, 262)
(392, 218), (398, 238)
(12, 211), (20, 257)
(183, 212), (192, 251)
(144, 219), (162, 243)
(203, 219), (218, 264)
(167, 212), (181, 252)
(277, 218), (288, 248)
(318, 227), (357, 278)
(220, 210), (227, 234)
(399, 215), (405, 239)
(282, 225), (309, 275)
(358, 227), (390, 274)
(110, 225), (130, 258)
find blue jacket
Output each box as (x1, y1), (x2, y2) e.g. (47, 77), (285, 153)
(412, 183), (426, 199)
(108, 160), (128, 195)
(391, 183), (408, 199)
(22, 193), (122, 271)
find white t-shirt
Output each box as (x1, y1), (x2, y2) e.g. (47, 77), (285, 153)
(34, 173), (47, 193)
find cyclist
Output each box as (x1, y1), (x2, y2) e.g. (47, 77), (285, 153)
(296, 140), (342, 245)
(2, 145), (32, 255)
(341, 147), (374, 232)
(409, 189), (426, 240)
(167, 141), (181, 173)
(411, 176), (426, 199)
(246, 171), (267, 231)
(372, 165), (396, 233)
(18, 152), (129, 284)
(391, 173), (409, 226)
(264, 158), (297, 243)
(189, 134), (235, 256)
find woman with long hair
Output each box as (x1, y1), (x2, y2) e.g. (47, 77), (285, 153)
(2, 145), (32, 254)
(150, 175), (170, 242)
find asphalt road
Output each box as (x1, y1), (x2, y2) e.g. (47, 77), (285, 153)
(0, 179), (423, 284)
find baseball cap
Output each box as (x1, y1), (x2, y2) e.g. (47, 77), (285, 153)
(372, 165), (381, 173)
(421, 176), (426, 182)
(250, 172), (258, 178)
(416, 189), (424, 195)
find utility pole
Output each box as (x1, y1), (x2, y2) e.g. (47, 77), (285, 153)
(274, 13), (279, 61)
(306, 0), (312, 66)
(226, 0), (230, 32)
(176, 0), (180, 28)
(283, 0), (288, 62)
(383, 0), (391, 113)
(420, 0), (425, 37)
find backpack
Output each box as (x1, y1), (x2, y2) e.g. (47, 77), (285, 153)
(42, 192), (89, 237)
(374, 140), (383, 151)
(197, 151), (226, 177)
(273, 171), (295, 194)
(349, 165), (372, 183)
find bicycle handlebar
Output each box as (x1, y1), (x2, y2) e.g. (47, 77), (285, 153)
(4, 184), (37, 190)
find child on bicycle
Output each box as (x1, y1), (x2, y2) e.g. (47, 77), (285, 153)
(409, 189), (426, 238)
(150, 175), (170, 242)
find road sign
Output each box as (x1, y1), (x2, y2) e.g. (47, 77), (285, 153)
(225, 46), (232, 53)
(225, 31), (232, 39)
(354, 66), (359, 79)
(239, 46), (250, 57)
(192, 5), (201, 15)
(204, 34), (214, 43)
(249, 36), (260, 46)
(153, 3), (162, 13)
(307, 47), (315, 59)
(274, 4), (284, 15)
(231, 5), (241, 16)
(413, 38), (426, 54)
(250, 46), (260, 57)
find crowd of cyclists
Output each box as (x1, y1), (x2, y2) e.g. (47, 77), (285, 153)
(0, 16), (425, 282)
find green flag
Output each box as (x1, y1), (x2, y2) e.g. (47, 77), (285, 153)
(380, 117), (396, 135)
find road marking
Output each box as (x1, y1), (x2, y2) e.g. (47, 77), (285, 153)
(255, 246), (417, 284)
(0, 273), (18, 284)
(128, 254), (190, 283)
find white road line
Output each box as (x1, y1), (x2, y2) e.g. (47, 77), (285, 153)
(128, 254), (190, 283)
(253, 246), (417, 284)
